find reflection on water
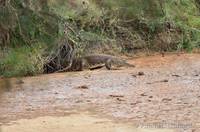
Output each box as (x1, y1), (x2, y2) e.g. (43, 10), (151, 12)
(0, 78), (12, 92)
(0, 78), (24, 97)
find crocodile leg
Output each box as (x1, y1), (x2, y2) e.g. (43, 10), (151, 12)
(81, 59), (88, 71)
(89, 64), (105, 70)
(105, 59), (112, 70)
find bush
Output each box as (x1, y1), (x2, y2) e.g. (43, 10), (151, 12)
(0, 45), (45, 77)
(0, 0), (200, 77)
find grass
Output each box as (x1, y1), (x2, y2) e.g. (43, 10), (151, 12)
(0, 45), (45, 77)
(0, 0), (200, 77)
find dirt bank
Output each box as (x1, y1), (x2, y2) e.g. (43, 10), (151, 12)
(0, 53), (200, 132)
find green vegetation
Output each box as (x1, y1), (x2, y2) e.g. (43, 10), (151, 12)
(0, 45), (44, 77)
(0, 0), (200, 77)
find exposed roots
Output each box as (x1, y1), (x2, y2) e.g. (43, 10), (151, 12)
(43, 23), (77, 74)
(43, 41), (75, 73)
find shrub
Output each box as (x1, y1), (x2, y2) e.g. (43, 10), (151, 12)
(0, 45), (45, 77)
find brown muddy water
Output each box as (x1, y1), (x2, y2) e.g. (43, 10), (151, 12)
(0, 54), (200, 132)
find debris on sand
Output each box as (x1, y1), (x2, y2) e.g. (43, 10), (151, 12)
(138, 72), (145, 76)
(140, 93), (148, 97)
(75, 85), (89, 89)
(131, 71), (145, 77)
(131, 74), (137, 78)
(109, 95), (124, 98)
(147, 79), (169, 84)
(130, 101), (142, 105)
(116, 98), (125, 102)
(162, 98), (172, 102)
(161, 79), (169, 82)
(149, 96), (153, 98)
(172, 74), (181, 77)
(109, 95), (125, 102)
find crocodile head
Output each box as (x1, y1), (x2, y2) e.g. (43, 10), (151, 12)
(111, 59), (126, 67)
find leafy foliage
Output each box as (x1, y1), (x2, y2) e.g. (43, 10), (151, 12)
(0, 45), (44, 77)
(0, 0), (200, 77)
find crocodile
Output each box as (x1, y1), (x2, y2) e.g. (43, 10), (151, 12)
(69, 54), (135, 71)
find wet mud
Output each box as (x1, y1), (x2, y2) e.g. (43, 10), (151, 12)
(0, 54), (200, 132)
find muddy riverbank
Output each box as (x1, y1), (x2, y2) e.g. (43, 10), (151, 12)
(0, 53), (200, 132)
